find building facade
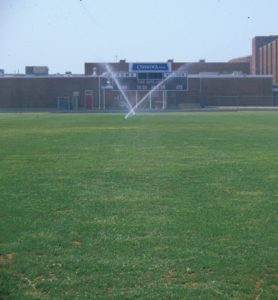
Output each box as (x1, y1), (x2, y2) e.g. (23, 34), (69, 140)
(251, 35), (278, 83)
(0, 36), (277, 111)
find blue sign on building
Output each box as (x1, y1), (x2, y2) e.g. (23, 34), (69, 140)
(130, 63), (171, 72)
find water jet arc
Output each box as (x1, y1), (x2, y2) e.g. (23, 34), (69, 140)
(104, 64), (135, 115)
(125, 63), (188, 119)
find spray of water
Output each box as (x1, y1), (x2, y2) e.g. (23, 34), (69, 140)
(104, 63), (135, 115)
(124, 63), (190, 119)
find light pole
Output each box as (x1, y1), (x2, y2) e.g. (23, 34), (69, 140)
(98, 76), (101, 111)
(103, 87), (106, 111)
(199, 74), (205, 108)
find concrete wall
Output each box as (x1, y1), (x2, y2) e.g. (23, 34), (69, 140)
(0, 75), (273, 110)
(196, 76), (273, 106)
(0, 76), (98, 109)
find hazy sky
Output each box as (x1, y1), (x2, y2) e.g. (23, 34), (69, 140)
(1, 0), (277, 74)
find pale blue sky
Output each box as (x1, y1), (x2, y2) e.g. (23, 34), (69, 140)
(1, 0), (277, 74)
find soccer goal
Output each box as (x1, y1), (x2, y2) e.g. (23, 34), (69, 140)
(57, 96), (71, 111)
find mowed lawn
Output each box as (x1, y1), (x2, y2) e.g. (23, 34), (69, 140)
(0, 112), (277, 299)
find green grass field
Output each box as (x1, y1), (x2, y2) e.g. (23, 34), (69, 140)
(0, 112), (277, 299)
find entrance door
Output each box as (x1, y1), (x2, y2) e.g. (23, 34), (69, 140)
(85, 90), (94, 110)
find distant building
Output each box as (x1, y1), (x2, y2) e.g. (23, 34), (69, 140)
(228, 56), (251, 64)
(84, 61), (250, 76)
(0, 36), (277, 110)
(251, 35), (278, 83)
(25, 66), (49, 76)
